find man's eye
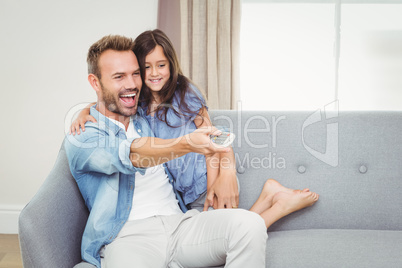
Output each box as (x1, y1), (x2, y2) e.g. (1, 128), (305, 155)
(114, 75), (122, 79)
(133, 72), (140, 76)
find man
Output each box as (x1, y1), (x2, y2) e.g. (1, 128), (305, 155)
(65, 35), (268, 268)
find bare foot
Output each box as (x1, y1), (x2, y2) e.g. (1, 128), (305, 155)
(259, 190), (319, 229)
(250, 179), (302, 214)
(272, 190), (319, 217)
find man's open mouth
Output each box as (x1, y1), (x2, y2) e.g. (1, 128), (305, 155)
(119, 93), (136, 106)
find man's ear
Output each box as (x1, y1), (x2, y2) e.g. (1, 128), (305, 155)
(88, 74), (101, 93)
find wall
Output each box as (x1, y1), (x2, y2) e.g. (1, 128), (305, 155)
(0, 0), (158, 233)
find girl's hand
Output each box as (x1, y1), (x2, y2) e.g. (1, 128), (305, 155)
(203, 170), (239, 211)
(69, 112), (97, 135)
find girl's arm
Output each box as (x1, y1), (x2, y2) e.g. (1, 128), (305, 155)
(193, 107), (239, 211)
(69, 102), (97, 135)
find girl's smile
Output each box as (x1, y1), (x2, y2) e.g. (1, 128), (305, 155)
(144, 45), (170, 98)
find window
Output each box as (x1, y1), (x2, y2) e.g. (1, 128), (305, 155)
(240, 0), (402, 110)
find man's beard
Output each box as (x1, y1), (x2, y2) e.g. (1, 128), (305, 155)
(100, 82), (138, 117)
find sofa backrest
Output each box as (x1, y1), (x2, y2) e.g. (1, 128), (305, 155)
(210, 110), (402, 231)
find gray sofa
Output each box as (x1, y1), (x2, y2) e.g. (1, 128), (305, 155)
(19, 110), (402, 268)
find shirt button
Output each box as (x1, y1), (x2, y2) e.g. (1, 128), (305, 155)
(137, 129), (141, 133)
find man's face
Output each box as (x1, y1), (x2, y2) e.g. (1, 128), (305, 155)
(97, 49), (142, 118)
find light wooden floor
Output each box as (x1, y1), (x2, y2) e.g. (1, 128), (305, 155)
(0, 234), (23, 268)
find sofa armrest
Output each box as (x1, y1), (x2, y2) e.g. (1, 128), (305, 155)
(74, 261), (97, 268)
(19, 143), (89, 268)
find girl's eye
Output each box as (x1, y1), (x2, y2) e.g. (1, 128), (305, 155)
(159, 64), (165, 68)
(145, 65), (150, 69)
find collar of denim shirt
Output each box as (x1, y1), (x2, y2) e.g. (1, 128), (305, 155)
(88, 104), (146, 137)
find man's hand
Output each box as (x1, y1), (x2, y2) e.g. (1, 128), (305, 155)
(185, 127), (230, 157)
(203, 170), (239, 211)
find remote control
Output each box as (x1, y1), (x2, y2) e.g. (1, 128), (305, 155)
(210, 132), (235, 147)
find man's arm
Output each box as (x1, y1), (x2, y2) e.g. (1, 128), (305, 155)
(129, 126), (230, 168)
(65, 125), (140, 177)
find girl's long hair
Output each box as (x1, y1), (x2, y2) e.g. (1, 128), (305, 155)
(133, 29), (205, 127)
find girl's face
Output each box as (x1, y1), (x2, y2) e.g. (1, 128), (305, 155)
(144, 45), (170, 98)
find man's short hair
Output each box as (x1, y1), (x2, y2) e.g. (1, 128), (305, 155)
(87, 35), (134, 79)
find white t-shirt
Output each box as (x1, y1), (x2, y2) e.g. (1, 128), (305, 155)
(108, 117), (183, 221)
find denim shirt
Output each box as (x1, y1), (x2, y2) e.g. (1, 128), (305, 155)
(64, 106), (187, 268)
(143, 85), (208, 204)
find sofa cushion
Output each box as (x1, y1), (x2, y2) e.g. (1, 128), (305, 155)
(210, 111), (402, 231)
(266, 229), (402, 267)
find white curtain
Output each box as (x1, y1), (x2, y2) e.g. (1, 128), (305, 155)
(179, 0), (241, 110)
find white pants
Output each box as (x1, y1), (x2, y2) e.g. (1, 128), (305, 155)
(101, 209), (267, 268)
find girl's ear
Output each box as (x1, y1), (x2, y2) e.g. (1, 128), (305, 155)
(88, 74), (101, 93)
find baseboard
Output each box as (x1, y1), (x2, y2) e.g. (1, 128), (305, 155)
(0, 205), (24, 234)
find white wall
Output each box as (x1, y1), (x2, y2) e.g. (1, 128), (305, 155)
(0, 0), (158, 233)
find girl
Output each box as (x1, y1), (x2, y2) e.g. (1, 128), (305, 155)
(70, 29), (319, 228)
(133, 29), (238, 211)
